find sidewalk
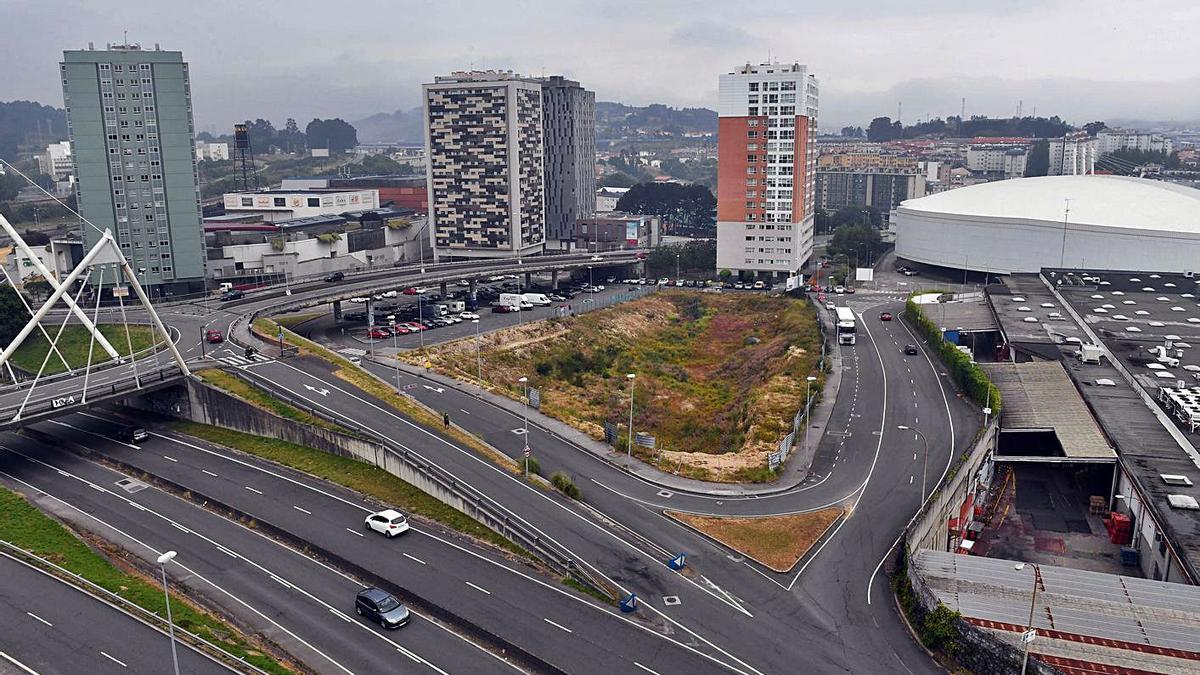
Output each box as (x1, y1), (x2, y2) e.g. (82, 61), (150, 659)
(382, 339), (844, 497)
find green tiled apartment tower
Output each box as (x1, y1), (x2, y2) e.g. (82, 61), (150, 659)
(61, 43), (205, 294)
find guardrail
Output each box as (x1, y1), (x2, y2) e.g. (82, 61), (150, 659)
(228, 369), (615, 598)
(0, 539), (269, 674)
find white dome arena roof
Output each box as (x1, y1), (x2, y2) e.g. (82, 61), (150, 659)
(899, 175), (1200, 234)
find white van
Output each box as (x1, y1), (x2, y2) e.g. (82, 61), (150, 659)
(522, 293), (551, 307)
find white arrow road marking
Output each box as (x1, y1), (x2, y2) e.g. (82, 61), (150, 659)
(303, 384), (330, 397)
(422, 385), (445, 393)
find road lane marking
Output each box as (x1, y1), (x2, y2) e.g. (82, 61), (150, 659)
(99, 652), (127, 668)
(270, 574), (292, 589)
(329, 608), (353, 623)
(909, 476), (913, 485)
(403, 553), (426, 565)
(170, 523), (190, 534)
(25, 612), (52, 627)
(201, 469), (218, 477)
(214, 544), (239, 558)
(293, 505), (312, 515)
(345, 527), (364, 537)
(465, 581), (491, 595)
(543, 618), (573, 633)
(0, 650), (38, 674)
(244, 486), (263, 495)
(163, 455), (177, 462)
(634, 663), (664, 675)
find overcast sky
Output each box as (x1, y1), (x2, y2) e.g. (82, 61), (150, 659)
(3, 0), (1199, 132)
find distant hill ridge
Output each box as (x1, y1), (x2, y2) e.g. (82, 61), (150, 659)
(351, 101), (718, 144)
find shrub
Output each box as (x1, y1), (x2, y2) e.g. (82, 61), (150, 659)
(524, 455), (541, 476)
(905, 298), (1002, 412)
(550, 471), (582, 500)
(921, 604), (962, 654)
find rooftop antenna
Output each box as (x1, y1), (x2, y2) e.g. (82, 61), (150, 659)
(123, 29), (128, 46)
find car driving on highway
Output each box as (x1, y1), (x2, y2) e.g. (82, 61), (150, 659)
(354, 587), (410, 629)
(904, 344), (919, 355)
(880, 312), (893, 321)
(364, 509), (410, 537)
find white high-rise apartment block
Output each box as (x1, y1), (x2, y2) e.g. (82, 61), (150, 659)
(1049, 133), (1097, 175)
(715, 62), (819, 279)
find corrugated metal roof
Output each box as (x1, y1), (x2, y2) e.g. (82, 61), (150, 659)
(982, 361), (1115, 459)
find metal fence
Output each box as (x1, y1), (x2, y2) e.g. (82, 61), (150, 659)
(768, 308), (829, 472)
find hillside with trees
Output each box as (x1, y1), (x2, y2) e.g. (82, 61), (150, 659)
(0, 101), (67, 160)
(596, 102), (716, 138)
(865, 115), (1073, 141)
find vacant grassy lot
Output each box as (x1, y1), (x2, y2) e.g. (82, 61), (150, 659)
(667, 508), (842, 572)
(0, 486), (293, 673)
(413, 291), (824, 481)
(11, 324), (159, 375)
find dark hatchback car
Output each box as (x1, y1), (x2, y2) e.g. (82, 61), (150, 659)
(355, 587), (410, 629)
(904, 344), (920, 355)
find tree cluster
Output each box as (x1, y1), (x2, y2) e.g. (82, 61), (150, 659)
(1105, 148), (1181, 170)
(814, 206), (882, 234)
(343, 154), (418, 177)
(615, 183), (716, 229)
(827, 222), (886, 263)
(201, 116), (358, 155)
(865, 115), (1073, 141)
(840, 126), (865, 138)
(643, 240), (717, 277)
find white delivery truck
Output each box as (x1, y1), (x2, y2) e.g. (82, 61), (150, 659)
(522, 293), (551, 307)
(442, 300), (466, 313)
(499, 293), (525, 311)
(834, 306), (857, 345)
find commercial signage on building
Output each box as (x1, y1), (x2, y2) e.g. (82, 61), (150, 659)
(625, 221), (639, 246)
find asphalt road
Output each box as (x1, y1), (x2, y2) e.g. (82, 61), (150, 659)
(0, 432), (514, 675)
(25, 412), (735, 675)
(0, 250), (985, 674)
(0, 552), (230, 674)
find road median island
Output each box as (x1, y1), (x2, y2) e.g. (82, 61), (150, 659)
(665, 507), (843, 573)
(407, 290), (825, 483)
(0, 485), (296, 674)
(11, 324), (161, 376)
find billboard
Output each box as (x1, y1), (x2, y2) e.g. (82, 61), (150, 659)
(855, 268), (874, 282)
(625, 221), (639, 246)
(785, 275), (802, 291)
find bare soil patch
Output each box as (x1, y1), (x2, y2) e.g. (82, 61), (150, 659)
(666, 508), (843, 572)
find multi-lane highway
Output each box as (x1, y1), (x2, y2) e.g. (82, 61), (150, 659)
(0, 251), (982, 673)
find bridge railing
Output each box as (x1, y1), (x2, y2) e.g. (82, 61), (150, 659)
(0, 365), (182, 426)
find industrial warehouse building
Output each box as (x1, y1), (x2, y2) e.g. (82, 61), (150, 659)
(894, 175), (1200, 274)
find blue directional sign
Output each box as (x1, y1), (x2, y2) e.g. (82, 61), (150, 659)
(668, 554), (687, 571)
(619, 593), (638, 613)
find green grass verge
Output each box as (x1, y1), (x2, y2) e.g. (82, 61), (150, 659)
(11, 324), (159, 375)
(168, 421), (534, 562)
(195, 368), (360, 437)
(562, 576), (614, 604)
(0, 486), (293, 673)
(275, 312), (323, 329)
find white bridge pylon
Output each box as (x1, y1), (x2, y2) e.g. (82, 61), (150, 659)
(0, 213), (190, 421)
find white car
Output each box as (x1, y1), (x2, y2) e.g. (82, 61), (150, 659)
(365, 509), (410, 538)
(590, 255), (603, 262)
(349, 297), (369, 303)
(826, 301), (837, 310)
(834, 285), (846, 294)
(460, 312), (480, 320)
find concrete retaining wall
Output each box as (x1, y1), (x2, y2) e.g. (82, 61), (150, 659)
(905, 420), (997, 554)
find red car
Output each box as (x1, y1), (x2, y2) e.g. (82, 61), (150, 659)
(205, 329), (224, 344)
(368, 327), (391, 339)
(880, 312), (893, 321)
(401, 287), (419, 295)
(390, 324), (412, 335)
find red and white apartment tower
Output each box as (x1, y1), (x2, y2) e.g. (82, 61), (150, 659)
(715, 62), (819, 279)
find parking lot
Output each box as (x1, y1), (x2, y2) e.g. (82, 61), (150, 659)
(1053, 269), (1200, 441)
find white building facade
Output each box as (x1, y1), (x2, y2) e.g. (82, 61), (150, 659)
(37, 141), (73, 179)
(965, 144), (1027, 178)
(1097, 129), (1174, 155)
(1049, 133), (1097, 176)
(221, 189), (380, 222)
(715, 62), (819, 279)
(195, 141), (229, 161)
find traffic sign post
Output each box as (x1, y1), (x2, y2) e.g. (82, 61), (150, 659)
(1022, 629), (1036, 644)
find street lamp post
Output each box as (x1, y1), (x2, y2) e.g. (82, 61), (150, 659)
(804, 375), (817, 452)
(675, 253), (680, 283)
(473, 319), (481, 382)
(388, 314), (399, 389)
(156, 551), (182, 675)
(518, 376), (530, 474)
(1014, 561), (1042, 675)
(626, 373), (636, 468)
(897, 425), (930, 503)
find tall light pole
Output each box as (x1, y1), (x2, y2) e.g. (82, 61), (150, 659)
(1014, 562), (1042, 675)
(898, 425), (929, 503)
(473, 319), (482, 383)
(518, 376), (530, 474)
(388, 314), (399, 389)
(626, 373), (636, 468)
(675, 252), (680, 283)
(156, 551), (181, 675)
(804, 375), (817, 452)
